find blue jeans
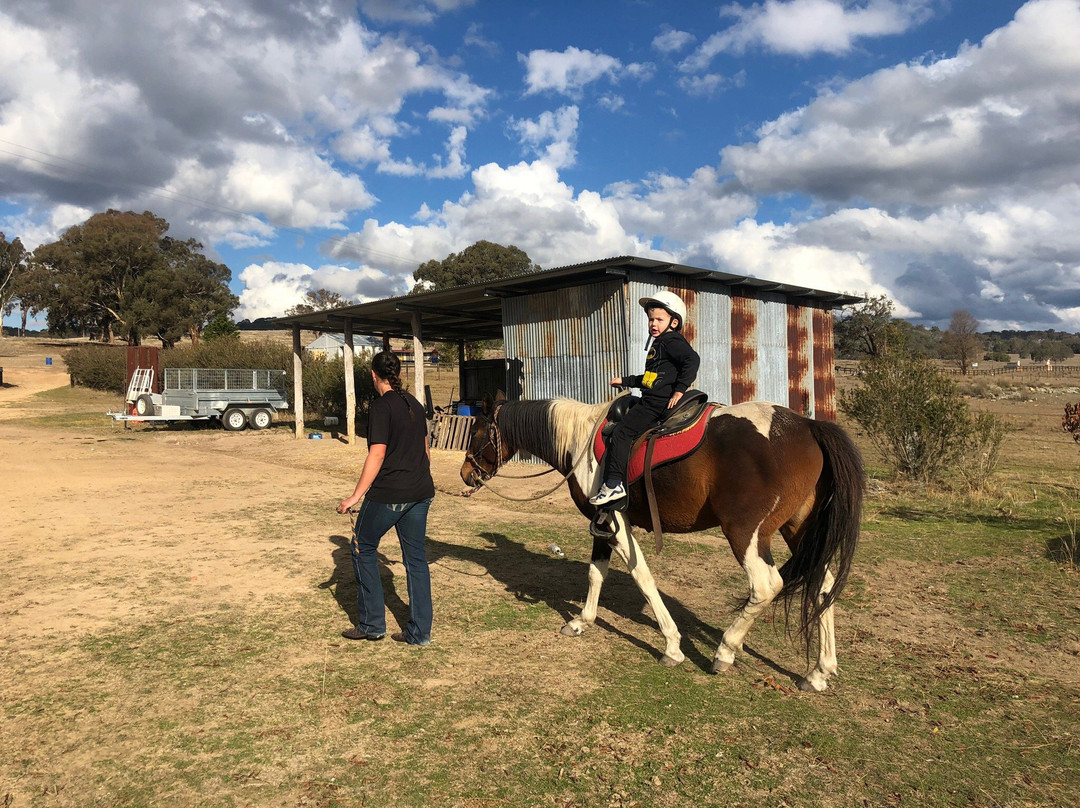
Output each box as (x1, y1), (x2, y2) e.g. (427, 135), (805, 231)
(350, 498), (433, 644)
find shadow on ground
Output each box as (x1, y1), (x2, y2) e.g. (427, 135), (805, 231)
(320, 527), (804, 683)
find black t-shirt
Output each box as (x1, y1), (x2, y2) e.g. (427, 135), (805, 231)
(366, 390), (435, 504)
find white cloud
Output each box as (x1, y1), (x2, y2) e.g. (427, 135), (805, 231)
(652, 27), (696, 54)
(520, 47), (624, 96)
(720, 0), (1080, 207)
(235, 260), (405, 320)
(328, 159), (657, 271)
(682, 0), (934, 68)
(427, 126), (470, 179)
(0, 2), (489, 247)
(508, 106), (580, 169)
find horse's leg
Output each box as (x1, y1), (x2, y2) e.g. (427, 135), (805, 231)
(800, 568), (838, 692)
(610, 512), (684, 666)
(712, 526), (783, 674)
(560, 535), (613, 636)
(560, 513), (685, 666)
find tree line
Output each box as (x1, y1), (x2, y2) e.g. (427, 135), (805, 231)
(1, 210), (237, 347)
(834, 295), (1080, 371)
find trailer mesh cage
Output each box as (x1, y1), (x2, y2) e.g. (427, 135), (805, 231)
(164, 368), (287, 392)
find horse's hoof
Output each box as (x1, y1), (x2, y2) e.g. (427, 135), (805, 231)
(711, 659), (733, 675)
(560, 623), (583, 637)
(798, 676), (827, 693)
(659, 654), (683, 668)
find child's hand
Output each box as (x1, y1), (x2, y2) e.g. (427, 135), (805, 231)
(667, 391), (683, 409)
(609, 377), (623, 388)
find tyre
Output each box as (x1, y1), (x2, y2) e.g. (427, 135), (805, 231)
(222, 407), (247, 431)
(250, 408), (273, 430)
(135, 394), (154, 416)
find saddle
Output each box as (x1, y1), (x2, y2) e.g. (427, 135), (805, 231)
(592, 390), (717, 553)
(594, 389), (713, 484)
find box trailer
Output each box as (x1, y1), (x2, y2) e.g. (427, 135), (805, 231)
(109, 367), (289, 430)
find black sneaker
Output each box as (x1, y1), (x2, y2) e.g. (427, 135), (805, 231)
(341, 627), (385, 641)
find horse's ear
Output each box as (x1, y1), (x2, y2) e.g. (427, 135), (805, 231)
(482, 393), (495, 416)
(495, 389), (506, 403)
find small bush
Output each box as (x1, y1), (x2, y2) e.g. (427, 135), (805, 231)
(954, 411), (1009, 491)
(163, 338), (290, 370)
(839, 350), (973, 484)
(64, 344), (126, 393)
(301, 354), (374, 421)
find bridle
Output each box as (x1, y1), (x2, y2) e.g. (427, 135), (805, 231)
(464, 403), (506, 483)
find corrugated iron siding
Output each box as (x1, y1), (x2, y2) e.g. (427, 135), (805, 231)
(626, 273), (835, 420)
(787, 304), (814, 416)
(502, 273), (838, 421)
(502, 280), (627, 404)
(812, 307), (837, 421)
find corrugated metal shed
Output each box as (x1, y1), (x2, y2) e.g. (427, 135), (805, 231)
(275, 255), (859, 422)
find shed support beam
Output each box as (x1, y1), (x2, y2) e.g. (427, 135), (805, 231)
(292, 326), (304, 439)
(458, 340), (466, 405)
(411, 312), (425, 409)
(343, 318), (356, 445)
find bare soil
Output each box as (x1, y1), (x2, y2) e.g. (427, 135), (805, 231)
(2, 337), (1078, 807)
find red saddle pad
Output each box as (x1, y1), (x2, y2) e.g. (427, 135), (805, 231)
(593, 404), (716, 486)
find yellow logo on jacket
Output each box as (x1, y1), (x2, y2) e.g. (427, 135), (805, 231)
(641, 371), (658, 388)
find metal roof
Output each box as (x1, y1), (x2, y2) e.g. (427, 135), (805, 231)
(273, 255), (863, 342)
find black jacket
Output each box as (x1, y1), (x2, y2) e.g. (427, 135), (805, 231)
(623, 330), (700, 408)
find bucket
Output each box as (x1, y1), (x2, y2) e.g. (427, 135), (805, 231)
(308, 433), (323, 440)
(45, 357), (52, 366)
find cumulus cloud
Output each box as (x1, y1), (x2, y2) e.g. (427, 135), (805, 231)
(508, 106), (580, 169)
(235, 260), (406, 320)
(0, 0), (488, 247)
(682, 0), (934, 68)
(652, 27), (696, 54)
(520, 47), (650, 97)
(328, 159), (657, 272)
(720, 0), (1080, 207)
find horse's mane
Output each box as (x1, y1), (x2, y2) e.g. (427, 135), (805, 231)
(497, 398), (609, 472)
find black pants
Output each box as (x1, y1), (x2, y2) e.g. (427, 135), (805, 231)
(604, 398), (666, 484)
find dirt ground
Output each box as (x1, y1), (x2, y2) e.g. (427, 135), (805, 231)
(2, 337), (1079, 807)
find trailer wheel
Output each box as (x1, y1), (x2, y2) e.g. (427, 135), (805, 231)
(250, 408), (273, 430)
(222, 408), (247, 431)
(135, 394), (154, 416)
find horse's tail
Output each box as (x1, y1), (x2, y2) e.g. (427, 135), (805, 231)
(778, 418), (865, 642)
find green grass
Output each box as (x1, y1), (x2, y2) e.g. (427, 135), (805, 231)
(4, 387), (1080, 807)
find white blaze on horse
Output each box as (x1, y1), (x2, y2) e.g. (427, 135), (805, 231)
(460, 394), (864, 693)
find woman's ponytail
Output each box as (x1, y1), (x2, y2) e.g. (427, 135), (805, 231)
(372, 350), (415, 419)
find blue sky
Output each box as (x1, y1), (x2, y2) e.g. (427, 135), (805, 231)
(3, 0), (1078, 331)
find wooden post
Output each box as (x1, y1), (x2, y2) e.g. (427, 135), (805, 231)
(292, 326), (304, 439)
(457, 340), (466, 406)
(343, 318), (356, 445)
(411, 312), (424, 404)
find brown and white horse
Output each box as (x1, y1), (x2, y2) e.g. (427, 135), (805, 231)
(460, 395), (864, 692)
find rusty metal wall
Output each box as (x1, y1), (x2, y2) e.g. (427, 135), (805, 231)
(502, 279), (627, 404)
(628, 273), (835, 419)
(812, 307), (837, 421)
(505, 273), (838, 421)
(787, 303), (814, 417)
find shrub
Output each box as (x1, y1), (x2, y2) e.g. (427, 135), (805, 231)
(163, 338), (290, 370)
(839, 350), (973, 483)
(954, 411), (1009, 491)
(64, 344), (126, 393)
(301, 354), (374, 421)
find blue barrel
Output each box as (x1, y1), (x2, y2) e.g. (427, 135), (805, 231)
(45, 357), (52, 366)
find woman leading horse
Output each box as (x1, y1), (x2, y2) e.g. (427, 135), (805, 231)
(460, 395), (864, 692)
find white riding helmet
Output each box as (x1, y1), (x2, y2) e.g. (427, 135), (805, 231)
(639, 290), (687, 329)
